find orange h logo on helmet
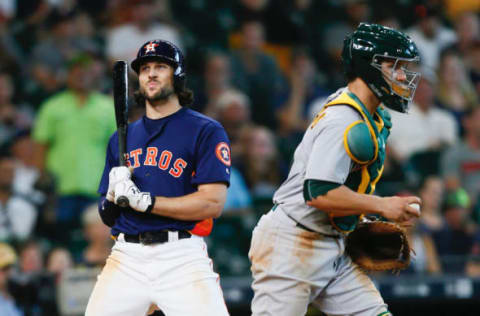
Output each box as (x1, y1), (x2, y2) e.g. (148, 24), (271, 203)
(145, 42), (159, 53)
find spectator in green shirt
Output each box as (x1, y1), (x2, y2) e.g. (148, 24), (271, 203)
(32, 54), (116, 245)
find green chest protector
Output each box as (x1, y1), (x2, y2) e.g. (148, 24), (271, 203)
(323, 91), (392, 233)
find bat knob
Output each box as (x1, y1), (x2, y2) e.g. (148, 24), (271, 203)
(117, 196), (129, 208)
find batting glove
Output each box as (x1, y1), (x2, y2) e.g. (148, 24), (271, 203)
(114, 180), (155, 213)
(107, 166), (132, 202)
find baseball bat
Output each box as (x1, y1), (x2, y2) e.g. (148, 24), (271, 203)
(113, 61), (129, 208)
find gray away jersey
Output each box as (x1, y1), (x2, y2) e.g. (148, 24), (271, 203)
(273, 88), (363, 235)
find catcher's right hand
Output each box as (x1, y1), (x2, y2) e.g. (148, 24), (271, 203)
(107, 166), (132, 202)
(380, 196), (421, 223)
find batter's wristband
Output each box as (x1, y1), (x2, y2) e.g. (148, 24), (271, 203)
(145, 195), (155, 214)
(103, 199), (120, 212)
(100, 198), (121, 227)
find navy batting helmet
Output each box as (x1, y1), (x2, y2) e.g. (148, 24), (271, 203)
(131, 39), (186, 90)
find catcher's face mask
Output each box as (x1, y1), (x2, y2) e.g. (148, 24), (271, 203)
(371, 55), (421, 104)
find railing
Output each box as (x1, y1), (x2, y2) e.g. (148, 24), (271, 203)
(221, 274), (480, 303)
(220, 274), (480, 314)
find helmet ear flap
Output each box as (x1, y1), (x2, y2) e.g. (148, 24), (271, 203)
(173, 72), (186, 92)
(342, 35), (352, 68)
(342, 35), (357, 81)
(173, 62), (186, 92)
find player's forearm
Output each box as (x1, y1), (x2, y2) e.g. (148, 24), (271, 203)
(150, 191), (225, 221)
(307, 185), (384, 216)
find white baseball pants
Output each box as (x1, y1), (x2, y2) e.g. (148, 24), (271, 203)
(85, 234), (229, 316)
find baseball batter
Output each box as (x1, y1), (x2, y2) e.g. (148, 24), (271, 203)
(85, 40), (230, 316)
(249, 23), (422, 316)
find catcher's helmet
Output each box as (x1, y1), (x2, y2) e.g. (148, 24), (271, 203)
(131, 39), (185, 90)
(342, 23), (420, 113)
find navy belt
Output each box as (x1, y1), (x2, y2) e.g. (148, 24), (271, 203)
(118, 230), (191, 245)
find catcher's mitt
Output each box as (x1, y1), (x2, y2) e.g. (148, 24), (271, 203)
(345, 219), (411, 272)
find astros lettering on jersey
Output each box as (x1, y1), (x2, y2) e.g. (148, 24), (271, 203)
(98, 107), (231, 237)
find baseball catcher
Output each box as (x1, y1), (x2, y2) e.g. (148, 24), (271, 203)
(248, 23), (422, 316)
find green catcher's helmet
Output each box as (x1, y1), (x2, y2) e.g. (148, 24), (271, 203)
(342, 23), (421, 113)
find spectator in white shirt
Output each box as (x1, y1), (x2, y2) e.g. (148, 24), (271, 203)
(106, 0), (182, 64)
(388, 75), (458, 163)
(406, 3), (456, 72)
(0, 151), (37, 242)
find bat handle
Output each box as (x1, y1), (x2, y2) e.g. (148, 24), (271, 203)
(117, 196), (129, 208)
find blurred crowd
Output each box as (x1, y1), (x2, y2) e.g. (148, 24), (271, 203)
(0, 0), (480, 314)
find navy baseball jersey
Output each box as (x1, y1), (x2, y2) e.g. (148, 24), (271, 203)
(98, 108), (231, 236)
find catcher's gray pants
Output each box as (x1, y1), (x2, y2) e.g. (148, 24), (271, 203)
(249, 208), (390, 316)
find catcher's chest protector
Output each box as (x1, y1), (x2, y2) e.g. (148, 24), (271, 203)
(322, 92), (392, 232)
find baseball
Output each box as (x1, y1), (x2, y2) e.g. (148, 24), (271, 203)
(409, 203), (421, 212)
